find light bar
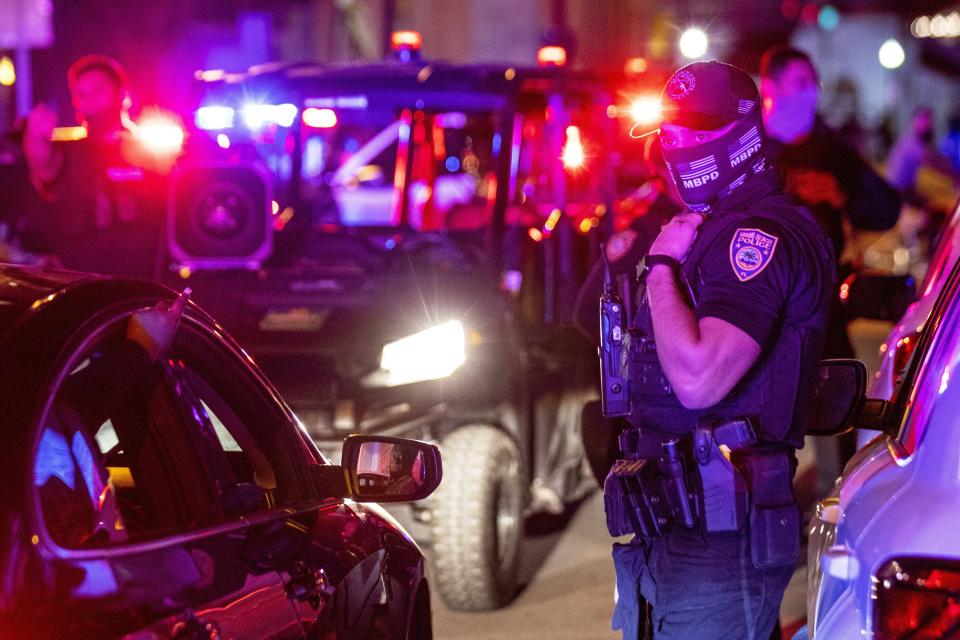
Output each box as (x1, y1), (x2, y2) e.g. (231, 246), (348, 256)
(242, 103), (298, 130)
(538, 45), (568, 67)
(391, 30), (423, 50)
(195, 106), (235, 131)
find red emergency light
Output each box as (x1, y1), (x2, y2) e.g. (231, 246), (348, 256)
(537, 46), (567, 67)
(135, 116), (185, 154)
(391, 30), (423, 51)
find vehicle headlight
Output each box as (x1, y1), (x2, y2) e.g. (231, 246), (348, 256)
(379, 320), (466, 386)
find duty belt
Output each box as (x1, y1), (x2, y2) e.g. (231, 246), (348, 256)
(604, 417), (801, 569)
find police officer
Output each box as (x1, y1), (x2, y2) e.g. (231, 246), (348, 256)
(607, 61), (833, 639)
(21, 54), (164, 279)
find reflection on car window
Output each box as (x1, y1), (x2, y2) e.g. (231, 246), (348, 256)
(34, 324), (214, 548)
(171, 326), (310, 510)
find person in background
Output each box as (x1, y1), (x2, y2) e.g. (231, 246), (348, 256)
(760, 46), (902, 497)
(20, 54), (164, 279)
(888, 107), (960, 211)
(938, 113), (960, 172)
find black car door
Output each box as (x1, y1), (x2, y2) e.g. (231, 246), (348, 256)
(166, 320), (416, 638)
(28, 310), (303, 639)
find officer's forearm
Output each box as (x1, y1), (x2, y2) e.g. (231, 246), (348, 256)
(646, 266), (759, 409)
(646, 266), (705, 403)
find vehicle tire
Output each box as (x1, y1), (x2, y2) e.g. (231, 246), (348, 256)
(431, 425), (524, 611)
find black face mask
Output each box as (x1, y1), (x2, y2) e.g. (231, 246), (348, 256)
(919, 128), (934, 145)
(660, 106), (765, 212)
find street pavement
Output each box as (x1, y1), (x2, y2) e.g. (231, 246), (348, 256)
(430, 319), (892, 639)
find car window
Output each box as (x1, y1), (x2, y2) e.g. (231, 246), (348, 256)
(168, 323), (317, 511)
(34, 323), (218, 548)
(895, 256), (960, 455)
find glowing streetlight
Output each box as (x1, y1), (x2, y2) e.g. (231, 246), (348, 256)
(878, 38), (905, 70)
(679, 28), (708, 60)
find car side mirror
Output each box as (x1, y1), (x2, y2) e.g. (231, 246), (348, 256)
(341, 435), (442, 503)
(840, 271), (915, 322)
(806, 359), (867, 436)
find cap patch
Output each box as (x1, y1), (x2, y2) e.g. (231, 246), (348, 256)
(667, 69), (696, 100)
(738, 99), (755, 114)
(730, 228), (778, 282)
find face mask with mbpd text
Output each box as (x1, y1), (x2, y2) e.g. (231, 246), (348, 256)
(660, 107), (765, 212)
(762, 88), (818, 144)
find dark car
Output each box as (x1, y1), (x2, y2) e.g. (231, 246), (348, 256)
(167, 42), (620, 610)
(0, 266), (441, 639)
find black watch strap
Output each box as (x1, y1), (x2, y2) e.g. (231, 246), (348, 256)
(637, 254), (681, 280)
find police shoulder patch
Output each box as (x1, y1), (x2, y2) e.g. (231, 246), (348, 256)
(729, 228), (778, 282)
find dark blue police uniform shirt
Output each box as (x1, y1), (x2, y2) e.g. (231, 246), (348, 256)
(635, 168), (834, 447)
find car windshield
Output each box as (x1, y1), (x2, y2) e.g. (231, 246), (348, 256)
(300, 102), (498, 232)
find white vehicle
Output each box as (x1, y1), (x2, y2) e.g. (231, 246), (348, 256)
(801, 218), (960, 638)
(868, 202), (960, 401)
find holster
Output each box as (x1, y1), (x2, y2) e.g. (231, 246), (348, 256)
(603, 429), (698, 538)
(693, 419), (755, 533)
(604, 458), (671, 537)
(734, 447), (800, 569)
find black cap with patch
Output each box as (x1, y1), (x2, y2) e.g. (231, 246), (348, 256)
(659, 60), (758, 131)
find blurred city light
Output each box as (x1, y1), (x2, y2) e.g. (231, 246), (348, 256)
(679, 28), (708, 59)
(302, 107), (338, 128)
(195, 106), (235, 130)
(216, 133), (231, 149)
(624, 57), (648, 76)
(912, 12), (960, 39)
(0, 57), (15, 87)
(537, 46), (568, 67)
(817, 5), (840, 31)
(561, 126), (585, 170)
(879, 38), (905, 69)
(50, 126), (87, 142)
(629, 96), (662, 127)
(135, 117), (185, 154)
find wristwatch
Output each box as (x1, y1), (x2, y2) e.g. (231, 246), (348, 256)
(637, 254), (681, 280)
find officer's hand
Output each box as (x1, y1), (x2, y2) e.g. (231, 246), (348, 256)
(24, 104), (58, 143)
(648, 212), (704, 262)
(125, 290), (190, 363)
(605, 229), (639, 262)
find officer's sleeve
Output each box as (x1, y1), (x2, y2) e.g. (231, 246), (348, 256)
(693, 218), (790, 347)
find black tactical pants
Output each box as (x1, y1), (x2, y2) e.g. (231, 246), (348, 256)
(612, 527), (793, 640)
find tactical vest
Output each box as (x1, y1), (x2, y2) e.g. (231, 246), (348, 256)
(626, 190), (831, 448)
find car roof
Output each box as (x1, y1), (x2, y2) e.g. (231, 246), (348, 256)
(198, 59), (611, 103)
(0, 266), (183, 337)
(0, 266), (100, 330)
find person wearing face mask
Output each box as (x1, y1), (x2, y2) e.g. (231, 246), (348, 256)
(20, 54), (164, 280)
(606, 60), (833, 639)
(887, 106), (960, 213)
(760, 46), (901, 498)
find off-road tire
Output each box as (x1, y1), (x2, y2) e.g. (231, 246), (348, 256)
(431, 425), (524, 611)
